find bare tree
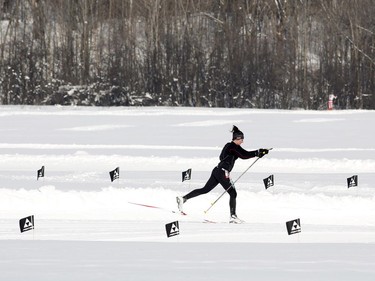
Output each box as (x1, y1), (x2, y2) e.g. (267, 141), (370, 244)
(0, 0), (374, 108)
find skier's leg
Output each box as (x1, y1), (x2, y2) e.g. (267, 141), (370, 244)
(183, 168), (219, 201)
(216, 169), (237, 216)
(228, 186), (237, 216)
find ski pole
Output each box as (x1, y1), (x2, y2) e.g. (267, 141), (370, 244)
(204, 148), (272, 214)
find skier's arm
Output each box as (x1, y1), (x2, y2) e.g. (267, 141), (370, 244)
(230, 146), (269, 159)
(229, 146), (258, 159)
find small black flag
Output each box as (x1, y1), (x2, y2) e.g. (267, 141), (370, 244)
(347, 175), (358, 188)
(182, 169), (192, 182)
(109, 167), (120, 182)
(165, 221), (180, 237)
(263, 175), (274, 189)
(286, 218), (301, 235)
(19, 215), (35, 233)
(37, 166), (45, 180)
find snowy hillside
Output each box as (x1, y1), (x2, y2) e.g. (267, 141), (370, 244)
(0, 106), (375, 280)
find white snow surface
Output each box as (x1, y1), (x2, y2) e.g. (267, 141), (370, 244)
(1, 106), (375, 280)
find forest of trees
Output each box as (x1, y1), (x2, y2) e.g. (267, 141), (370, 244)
(0, 0), (374, 109)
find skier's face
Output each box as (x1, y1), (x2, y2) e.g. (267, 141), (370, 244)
(234, 137), (244, 145)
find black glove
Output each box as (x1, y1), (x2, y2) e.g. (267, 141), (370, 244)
(258, 148), (269, 158)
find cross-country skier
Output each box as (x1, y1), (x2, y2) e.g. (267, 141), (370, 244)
(176, 125), (269, 223)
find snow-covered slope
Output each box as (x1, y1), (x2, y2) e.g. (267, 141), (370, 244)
(1, 106), (374, 280)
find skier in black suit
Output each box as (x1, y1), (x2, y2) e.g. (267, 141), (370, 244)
(177, 125), (269, 223)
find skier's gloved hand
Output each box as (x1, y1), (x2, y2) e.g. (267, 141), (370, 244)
(258, 148), (269, 158)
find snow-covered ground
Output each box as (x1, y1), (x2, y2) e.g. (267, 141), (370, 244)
(1, 106), (375, 280)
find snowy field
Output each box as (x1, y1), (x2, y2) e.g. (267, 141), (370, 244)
(1, 106), (375, 280)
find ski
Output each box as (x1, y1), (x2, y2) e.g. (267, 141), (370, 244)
(128, 201), (187, 216)
(128, 201), (217, 223)
(229, 219), (245, 224)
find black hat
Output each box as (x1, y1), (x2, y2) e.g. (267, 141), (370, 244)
(232, 125), (244, 140)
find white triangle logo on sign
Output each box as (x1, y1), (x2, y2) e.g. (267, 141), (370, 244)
(25, 218), (32, 226)
(23, 218), (33, 231)
(267, 178), (273, 186)
(292, 221), (300, 231)
(170, 223), (179, 234)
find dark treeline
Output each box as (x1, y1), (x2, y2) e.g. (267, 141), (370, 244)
(0, 0), (374, 109)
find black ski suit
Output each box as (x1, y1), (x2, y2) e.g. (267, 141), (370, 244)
(183, 141), (258, 216)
